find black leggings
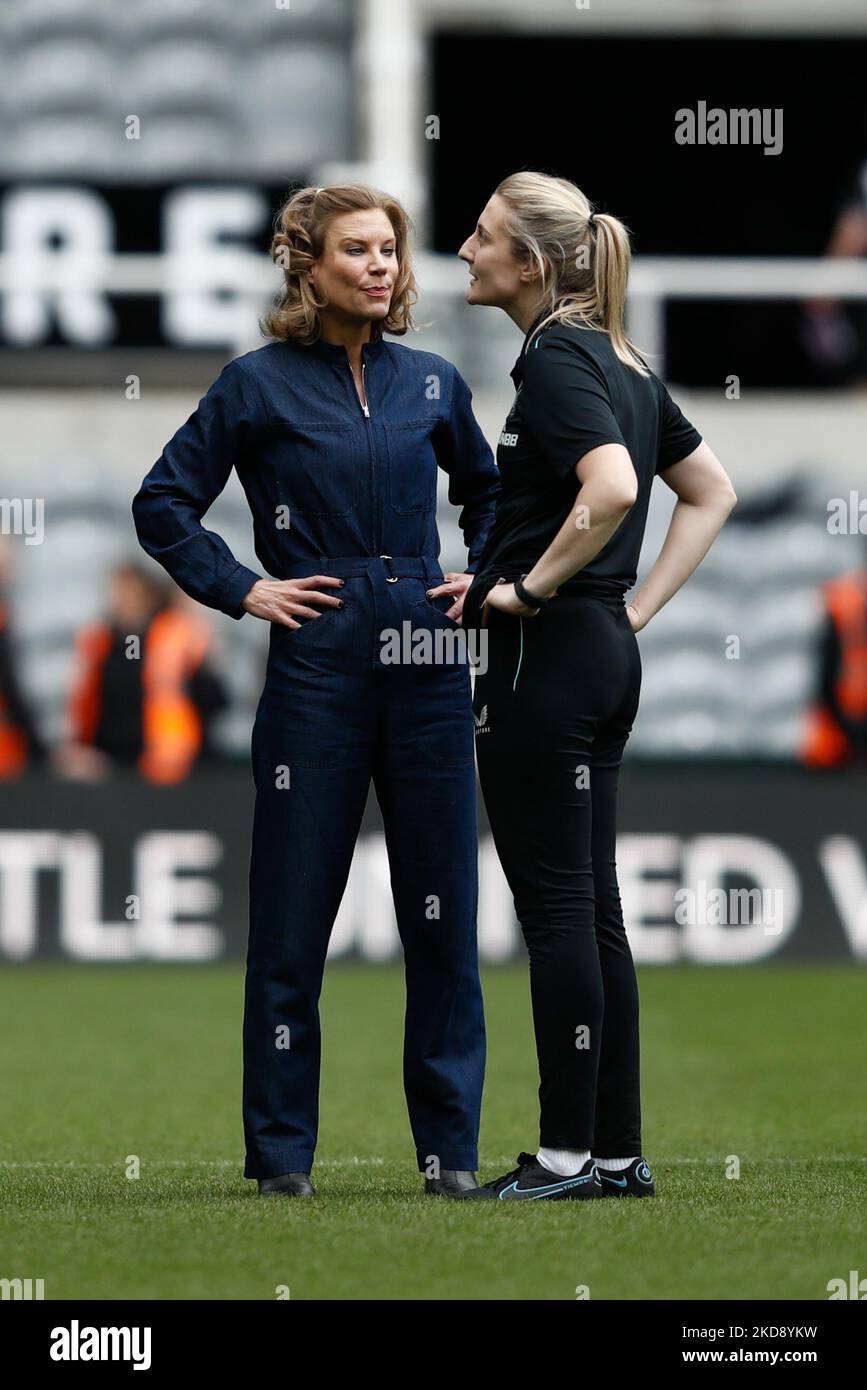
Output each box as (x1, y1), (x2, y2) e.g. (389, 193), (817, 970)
(472, 590), (643, 1156)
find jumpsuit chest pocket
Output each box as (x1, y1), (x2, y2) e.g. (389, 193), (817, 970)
(383, 419), (439, 516)
(264, 418), (359, 519)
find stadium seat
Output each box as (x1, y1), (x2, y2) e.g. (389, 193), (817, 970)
(118, 0), (239, 44)
(4, 0), (116, 46)
(241, 0), (353, 44)
(130, 116), (244, 177)
(126, 41), (238, 113)
(242, 46), (353, 169)
(10, 40), (115, 116)
(3, 118), (119, 177)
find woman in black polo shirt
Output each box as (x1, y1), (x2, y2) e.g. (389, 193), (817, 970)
(454, 171), (737, 1201)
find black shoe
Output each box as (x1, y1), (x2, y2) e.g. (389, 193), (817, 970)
(596, 1158), (655, 1198)
(257, 1172), (316, 1197)
(464, 1152), (603, 1201)
(424, 1169), (478, 1198)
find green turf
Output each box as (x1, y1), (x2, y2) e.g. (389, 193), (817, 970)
(0, 963), (864, 1300)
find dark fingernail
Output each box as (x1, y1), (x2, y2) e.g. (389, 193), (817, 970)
(338, 600), (344, 608)
(339, 580), (346, 587)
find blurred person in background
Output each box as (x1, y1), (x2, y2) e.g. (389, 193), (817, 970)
(800, 539), (867, 767)
(802, 154), (867, 386)
(56, 561), (228, 784)
(132, 184), (501, 1200)
(459, 172), (737, 1202)
(0, 536), (46, 777)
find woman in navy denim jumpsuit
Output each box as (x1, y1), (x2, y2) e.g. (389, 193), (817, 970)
(132, 185), (500, 1196)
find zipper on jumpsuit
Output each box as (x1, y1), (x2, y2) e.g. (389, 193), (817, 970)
(354, 358), (381, 668)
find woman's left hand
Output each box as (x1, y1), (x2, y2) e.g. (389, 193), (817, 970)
(626, 602), (645, 632)
(425, 571), (475, 625)
(483, 579), (542, 618)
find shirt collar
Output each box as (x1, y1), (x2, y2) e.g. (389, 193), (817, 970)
(510, 305), (552, 386)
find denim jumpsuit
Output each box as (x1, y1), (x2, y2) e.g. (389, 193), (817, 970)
(132, 333), (501, 1178)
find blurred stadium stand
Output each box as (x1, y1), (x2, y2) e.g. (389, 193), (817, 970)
(3, 384), (865, 759)
(0, 0), (355, 180)
(2, 0), (867, 762)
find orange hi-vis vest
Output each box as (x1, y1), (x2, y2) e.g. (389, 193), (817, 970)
(69, 607), (212, 784)
(0, 605), (28, 777)
(801, 571), (867, 767)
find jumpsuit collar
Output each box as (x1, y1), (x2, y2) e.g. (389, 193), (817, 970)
(302, 332), (388, 364)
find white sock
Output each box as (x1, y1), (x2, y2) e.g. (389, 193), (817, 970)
(594, 1155), (639, 1171)
(537, 1146), (591, 1176)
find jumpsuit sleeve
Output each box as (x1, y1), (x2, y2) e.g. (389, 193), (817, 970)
(432, 365), (501, 573)
(132, 358), (264, 619)
(518, 333), (628, 481)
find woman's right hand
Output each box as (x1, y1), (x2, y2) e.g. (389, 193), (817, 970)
(241, 575), (345, 629)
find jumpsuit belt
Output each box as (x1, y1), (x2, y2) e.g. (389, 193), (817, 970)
(280, 555), (445, 584)
(277, 556), (448, 669)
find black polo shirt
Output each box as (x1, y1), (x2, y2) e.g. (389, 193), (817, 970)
(466, 312), (702, 610)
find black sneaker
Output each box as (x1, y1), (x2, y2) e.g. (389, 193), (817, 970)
(464, 1151), (603, 1201)
(596, 1158), (655, 1198)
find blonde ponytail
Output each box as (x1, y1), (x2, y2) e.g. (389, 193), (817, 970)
(494, 171), (649, 375)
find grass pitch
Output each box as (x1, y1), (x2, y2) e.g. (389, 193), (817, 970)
(0, 962), (864, 1300)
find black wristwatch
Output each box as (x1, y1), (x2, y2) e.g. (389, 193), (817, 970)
(514, 574), (550, 609)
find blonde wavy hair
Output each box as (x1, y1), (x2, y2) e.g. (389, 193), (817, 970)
(260, 183), (419, 345)
(495, 171), (649, 375)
